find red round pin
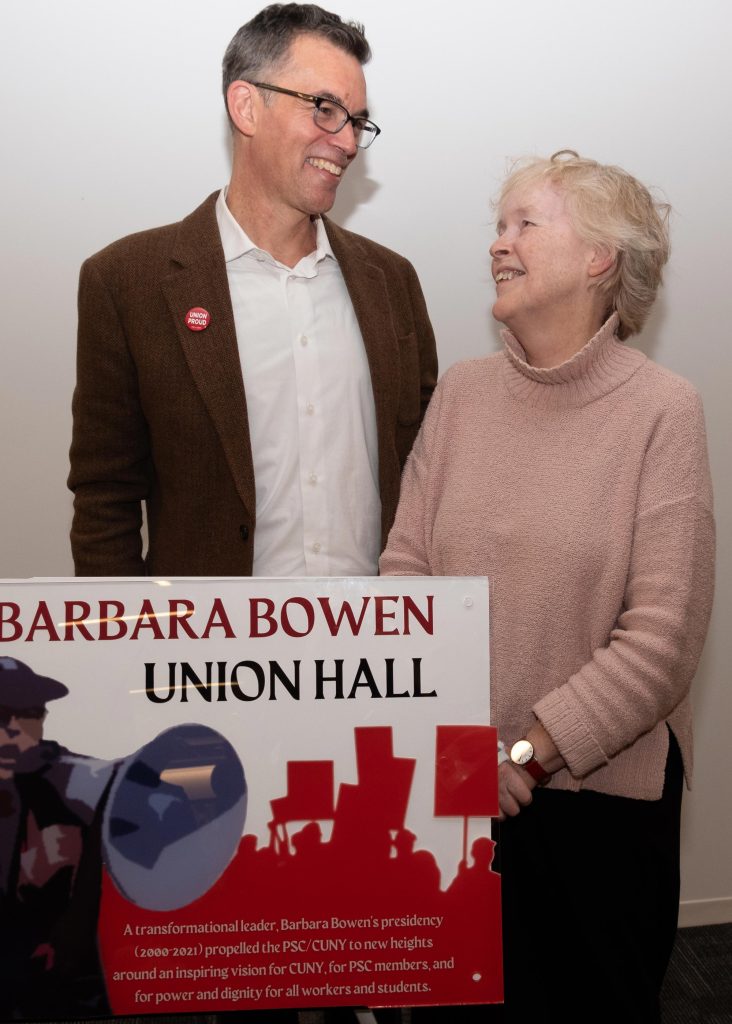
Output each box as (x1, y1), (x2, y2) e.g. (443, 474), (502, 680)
(185, 307), (211, 331)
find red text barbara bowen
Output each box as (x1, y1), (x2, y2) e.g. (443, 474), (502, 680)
(0, 594), (434, 643)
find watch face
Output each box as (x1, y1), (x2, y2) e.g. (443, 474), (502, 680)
(511, 739), (534, 766)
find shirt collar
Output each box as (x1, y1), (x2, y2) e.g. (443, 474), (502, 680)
(216, 187), (335, 266)
(313, 216), (335, 261)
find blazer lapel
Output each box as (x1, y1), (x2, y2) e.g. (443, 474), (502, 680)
(324, 218), (401, 438)
(161, 194), (256, 517)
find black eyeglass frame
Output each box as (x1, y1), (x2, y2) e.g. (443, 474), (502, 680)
(251, 82), (381, 148)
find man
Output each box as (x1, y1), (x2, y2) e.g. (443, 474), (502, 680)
(0, 657), (115, 1018)
(68, 3), (437, 577)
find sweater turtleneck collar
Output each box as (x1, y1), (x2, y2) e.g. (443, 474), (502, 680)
(500, 313), (646, 409)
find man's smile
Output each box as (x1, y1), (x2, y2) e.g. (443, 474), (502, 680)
(306, 157), (344, 176)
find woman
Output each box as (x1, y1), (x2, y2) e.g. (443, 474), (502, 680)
(380, 152), (715, 1022)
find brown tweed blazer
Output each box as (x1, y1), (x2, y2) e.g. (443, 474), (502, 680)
(68, 192), (438, 576)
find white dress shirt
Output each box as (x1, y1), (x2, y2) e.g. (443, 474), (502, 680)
(215, 189), (381, 577)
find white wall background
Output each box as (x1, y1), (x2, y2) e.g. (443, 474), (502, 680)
(2, 0), (730, 924)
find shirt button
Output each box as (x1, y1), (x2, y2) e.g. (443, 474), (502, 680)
(300, 334), (309, 346)
(306, 403), (315, 415)
(308, 472), (318, 485)
(312, 542), (321, 553)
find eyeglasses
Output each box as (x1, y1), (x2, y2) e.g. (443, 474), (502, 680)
(252, 82), (381, 149)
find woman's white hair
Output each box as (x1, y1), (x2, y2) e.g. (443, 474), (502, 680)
(497, 150), (671, 340)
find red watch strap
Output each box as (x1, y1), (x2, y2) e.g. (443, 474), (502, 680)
(523, 756), (551, 785)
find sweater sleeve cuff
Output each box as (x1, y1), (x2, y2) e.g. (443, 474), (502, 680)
(533, 689), (609, 778)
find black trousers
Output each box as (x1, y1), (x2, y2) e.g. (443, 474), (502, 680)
(413, 732), (684, 1024)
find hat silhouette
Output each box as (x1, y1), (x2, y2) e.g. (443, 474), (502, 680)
(0, 657), (69, 709)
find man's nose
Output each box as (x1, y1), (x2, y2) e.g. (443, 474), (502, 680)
(333, 119), (358, 158)
(1, 720), (20, 738)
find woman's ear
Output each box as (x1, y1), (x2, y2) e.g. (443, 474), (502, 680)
(588, 246), (616, 280)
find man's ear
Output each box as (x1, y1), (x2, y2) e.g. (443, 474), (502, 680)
(588, 246), (616, 280)
(226, 81), (258, 137)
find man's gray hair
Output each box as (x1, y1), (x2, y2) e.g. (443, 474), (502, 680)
(222, 3), (371, 118)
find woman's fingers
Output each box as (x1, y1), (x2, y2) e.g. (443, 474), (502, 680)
(498, 761), (534, 819)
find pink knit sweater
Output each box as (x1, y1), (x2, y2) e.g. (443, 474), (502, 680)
(380, 315), (715, 800)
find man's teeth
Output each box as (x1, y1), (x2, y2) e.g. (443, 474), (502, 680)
(308, 158), (342, 176)
(495, 270), (525, 282)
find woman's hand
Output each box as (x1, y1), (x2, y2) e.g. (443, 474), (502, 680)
(497, 761), (535, 821)
(497, 723), (566, 821)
